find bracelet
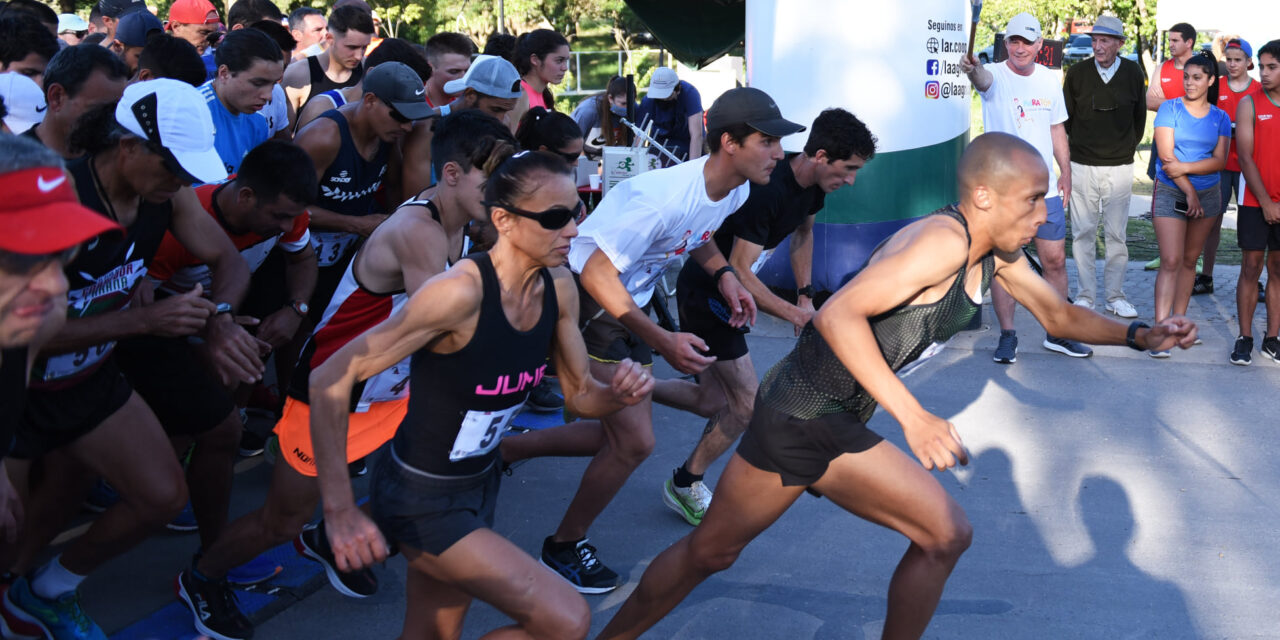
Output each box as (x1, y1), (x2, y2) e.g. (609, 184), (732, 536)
(797, 284), (815, 299)
(713, 265), (736, 283)
(1126, 321), (1150, 351)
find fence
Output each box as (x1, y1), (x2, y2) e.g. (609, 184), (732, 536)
(559, 49), (665, 96)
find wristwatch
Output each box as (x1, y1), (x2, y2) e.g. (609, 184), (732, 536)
(1126, 321), (1150, 351)
(713, 265), (736, 283)
(214, 302), (233, 316)
(797, 284), (816, 299)
(290, 300), (310, 317)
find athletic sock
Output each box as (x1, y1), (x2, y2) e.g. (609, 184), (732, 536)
(672, 464), (703, 489)
(30, 555), (86, 600)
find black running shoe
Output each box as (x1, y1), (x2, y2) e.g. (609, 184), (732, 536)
(294, 522), (378, 598)
(1230, 336), (1253, 366)
(1191, 274), (1214, 295)
(348, 458), (368, 478)
(524, 379), (564, 413)
(539, 536), (621, 594)
(1262, 337), (1280, 363)
(238, 429), (266, 458)
(175, 569), (253, 640)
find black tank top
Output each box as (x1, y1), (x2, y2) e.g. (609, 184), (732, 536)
(305, 55), (362, 107)
(316, 110), (388, 218)
(0, 347), (27, 455)
(392, 252), (558, 477)
(759, 206), (994, 422)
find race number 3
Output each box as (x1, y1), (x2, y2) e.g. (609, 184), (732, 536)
(449, 403), (523, 461)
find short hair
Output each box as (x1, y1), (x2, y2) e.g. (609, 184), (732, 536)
(327, 4), (373, 37)
(481, 32), (515, 63)
(0, 130), (63, 173)
(226, 0), (281, 30)
(516, 106), (580, 152)
(513, 29), (569, 76)
(43, 44), (129, 99)
(235, 140), (317, 204)
(214, 27), (283, 74)
(138, 33), (206, 86)
(250, 19), (296, 57)
(1, 0), (57, 30)
(1259, 39), (1280, 64)
(287, 7), (322, 31)
(82, 32), (108, 46)
(88, 4), (104, 28)
(365, 38), (430, 83)
(803, 108), (877, 163)
(432, 109), (517, 178)
(706, 122), (754, 153)
(0, 13), (59, 69)
(1169, 22), (1196, 43)
(426, 31), (475, 62)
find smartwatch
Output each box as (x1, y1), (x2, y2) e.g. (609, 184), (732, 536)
(290, 300), (310, 317)
(713, 265), (736, 283)
(1126, 321), (1150, 351)
(214, 302), (233, 316)
(797, 284), (816, 299)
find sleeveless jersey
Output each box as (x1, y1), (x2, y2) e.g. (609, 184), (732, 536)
(0, 347), (27, 455)
(521, 80), (548, 110)
(1242, 91), (1280, 208)
(311, 110), (389, 267)
(304, 55), (362, 109)
(392, 252), (558, 477)
(1159, 59), (1186, 102)
(30, 156), (173, 388)
(1218, 77), (1260, 172)
(758, 206), (994, 423)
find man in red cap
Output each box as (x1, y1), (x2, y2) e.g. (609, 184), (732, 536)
(166, 0), (222, 55)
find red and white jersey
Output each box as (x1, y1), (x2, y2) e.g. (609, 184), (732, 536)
(1242, 92), (1280, 208)
(1218, 76), (1261, 172)
(1159, 59), (1186, 102)
(148, 181), (311, 295)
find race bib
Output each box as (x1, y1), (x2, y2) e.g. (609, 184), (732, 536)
(749, 248), (774, 275)
(312, 231), (358, 267)
(898, 341), (948, 378)
(40, 341), (115, 381)
(356, 357), (411, 411)
(449, 403), (523, 461)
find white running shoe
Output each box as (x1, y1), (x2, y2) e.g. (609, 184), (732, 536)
(1105, 299), (1138, 318)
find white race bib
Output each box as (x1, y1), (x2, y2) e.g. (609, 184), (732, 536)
(449, 403), (523, 461)
(40, 341), (115, 381)
(356, 357), (411, 411)
(898, 341), (948, 378)
(312, 231), (359, 267)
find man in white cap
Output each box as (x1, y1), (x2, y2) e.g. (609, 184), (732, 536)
(56, 13), (89, 46)
(1062, 15), (1146, 319)
(443, 53), (523, 125)
(0, 72), (46, 135)
(637, 66), (704, 162)
(960, 11), (1092, 363)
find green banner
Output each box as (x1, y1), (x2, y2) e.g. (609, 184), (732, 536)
(817, 132), (968, 225)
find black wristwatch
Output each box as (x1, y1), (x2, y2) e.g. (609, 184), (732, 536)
(713, 265), (736, 283)
(797, 284), (815, 299)
(1126, 321), (1150, 351)
(289, 300), (310, 317)
(214, 302), (233, 316)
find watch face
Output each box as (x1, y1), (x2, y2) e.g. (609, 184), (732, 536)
(293, 301), (309, 314)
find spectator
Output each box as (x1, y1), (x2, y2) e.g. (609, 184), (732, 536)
(572, 75), (632, 150)
(961, 11), (1091, 362)
(511, 28), (570, 127)
(201, 28), (283, 175)
(249, 19), (297, 138)
(135, 32), (207, 86)
(282, 4), (372, 121)
(1149, 52), (1230, 357)
(288, 7), (326, 60)
(1229, 39), (1280, 365)
(94, 0), (147, 42)
(27, 43), (129, 158)
(424, 31), (475, 109)
(166, 0), (222, 55)
(442, 54), (523, 125)
(637, 66), (704, 163)
(1062, 15), (1145, 319)
(1142, 22), (1198, 237)
(0, 13), (60, 86)
(111, 9), (163, 76)
(0, 73), (44, 135)
(56, 14), (89, 46)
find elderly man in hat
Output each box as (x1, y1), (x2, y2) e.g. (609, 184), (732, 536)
(1062, 15), (1147, 318)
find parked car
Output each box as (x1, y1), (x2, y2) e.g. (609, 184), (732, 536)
(1063, 33), (1093, 64)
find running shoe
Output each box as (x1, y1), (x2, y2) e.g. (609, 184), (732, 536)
(1191, 274), (1213, 295)
(226, 555), (282, 587)
(294, 523), (377, 599)
(1148, 349), (1171, 359)
(992, 330), (1017, 364)
(1262, 337), (1280, 363)
(238, 429), (266, 458)
(1230, 336), (1253, 366)
(4, 575), (105, 640)
(348, 458), (368, 478)
(662, 475), (711, 526)
(175, 569), (252, 640)
(167, 501), (198, 532)
(82, 479), (118, 514)
(1072, 298), (1093, 309)
(0, 580), (42, 640)
(1144, 257), (1160, 271)
(1105, 299), (1138, 319)
(524, 379), (564, 413)
(1043, 335), (1092, 358)
(539, 537), (621, 594)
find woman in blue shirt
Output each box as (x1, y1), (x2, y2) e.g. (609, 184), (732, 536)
(1151, 52), (1231, 355)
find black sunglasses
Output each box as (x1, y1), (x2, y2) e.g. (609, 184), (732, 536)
(380, 98), (411, 124)
(485, 200), (583, 230)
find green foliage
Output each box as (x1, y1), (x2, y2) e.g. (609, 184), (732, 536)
(973, 0), (1159, 62)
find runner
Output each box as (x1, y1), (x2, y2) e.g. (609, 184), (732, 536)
(652, 107), (875, 526)
(176, 110), (514, 640)
(502, 87), (803, 593)
(596, 131), (1199, 640)
(311, 150), (653, 639)
(282, 4), (373, 124)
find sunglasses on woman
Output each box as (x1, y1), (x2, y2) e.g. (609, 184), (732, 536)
(485, 200), (584, 230)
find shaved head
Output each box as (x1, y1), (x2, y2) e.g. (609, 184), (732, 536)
(958, 132), (1046, 198)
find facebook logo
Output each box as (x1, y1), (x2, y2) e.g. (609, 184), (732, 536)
(926, 59), (941, 76)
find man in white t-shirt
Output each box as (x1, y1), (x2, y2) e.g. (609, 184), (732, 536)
(501, 87), (804, 594)
(961, 11), (1092, 362)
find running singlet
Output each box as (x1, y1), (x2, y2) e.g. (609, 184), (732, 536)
(0, 347), (26, 455)
(1218, 77), (1260, 172)
(1242, 92), (1280, 208)
(1159, 60), (1186, 102)
(147, 181), (311, 294)
(30, 156), (172, 388)
(304, 55), (362, 108)
(392, 252), (558, 477)
(521, 80), (548, 110)
(311, 110), (389, 267)
(758, 206), (994, 423)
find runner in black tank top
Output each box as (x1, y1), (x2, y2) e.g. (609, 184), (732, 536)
(307, 151), (651, 638)
(598, 133), (1200, 640)
(305, 55), (362, 107)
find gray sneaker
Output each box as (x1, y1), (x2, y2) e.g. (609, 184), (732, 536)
(993, 330), (1017, 364)
(1043, 335), (1093, 358)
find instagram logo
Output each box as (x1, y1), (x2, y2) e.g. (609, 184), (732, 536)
(925, 81), (940, 99)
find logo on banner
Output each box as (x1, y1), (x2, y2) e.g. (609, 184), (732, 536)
(926, 59), (940, 75)
(926, 37), (940, 54)
(925, 81), (941, 99)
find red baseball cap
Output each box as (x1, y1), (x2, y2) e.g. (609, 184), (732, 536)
(167, 0), (220, 25)
(0, 167), (122, 256)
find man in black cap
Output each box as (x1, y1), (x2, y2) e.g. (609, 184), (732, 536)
(501, 86), (805, 594)
(95, 0), (147, 43)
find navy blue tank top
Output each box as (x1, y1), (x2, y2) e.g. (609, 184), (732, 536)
(392, 252), (558, 477)
(315, 110), (388, 218)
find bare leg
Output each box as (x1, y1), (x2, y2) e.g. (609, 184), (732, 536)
(596, 454), (804, 640)
(1236, 251), (1265, 337)
(991, 281), (1016, 331)
(683, 356), (757, 476)
(1033, 237), (1069, 298)
(1202, 214), (1224, 277)
(1173, 217), (1216, 316)
(185, 411), (241, 549)
(1266, 252), (1280, 337)
(399, 567), (472, 640)
(7, 452), (95, 575)
(500, 420), (605, 464)
(1152, 216), (1186, 322)
(651, 377), (724, 419)
(196, 459), (318, 578)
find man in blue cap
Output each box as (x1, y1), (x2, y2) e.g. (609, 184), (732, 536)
(111, 8), (162, 76)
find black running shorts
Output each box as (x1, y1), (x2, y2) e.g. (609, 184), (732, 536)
(1237, 205), (1280, 251)
(115, 334), (236, 437)
(737, 403), (884, 486)
(576, 276), (653, 366)
(676, 283), (749, 362)
(13, 358), (133, 458)
(371, 451), (501, 556)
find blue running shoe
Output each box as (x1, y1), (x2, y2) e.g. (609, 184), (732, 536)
(166, 501), (198, 532)
(4, 576), (106, 640)
(226, 555), (281, 587)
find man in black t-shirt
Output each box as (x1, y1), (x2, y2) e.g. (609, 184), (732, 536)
(651, 108), (878, 526)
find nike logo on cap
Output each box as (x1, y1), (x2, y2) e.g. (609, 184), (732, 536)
(37, 174), (66, 192)
(35, 105), (47, 113)
(415, 88), (425, 95)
